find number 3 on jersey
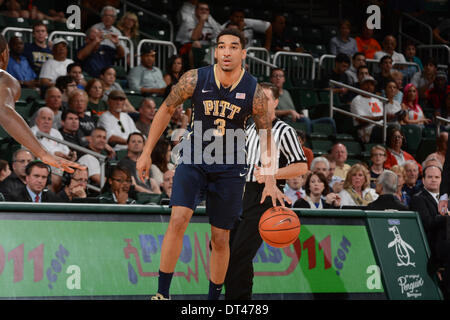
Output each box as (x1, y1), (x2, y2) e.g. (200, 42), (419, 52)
(214, 118), (226, 136)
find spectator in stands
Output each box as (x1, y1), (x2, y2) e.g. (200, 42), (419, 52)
(402, 42), (423, 83)
(347, 64), (371, 101)
(91, 6), (126, 51)
(324, 154), (343, 193)
(78, 127), (110, 187)
(160, 169), (174, 200)
(98, 164), (136, 204)
(355, 24), (381, 59)
(390, 165), (411, 206)
(0, 149), (34, 199)
(55, 75), (77, 109)
(56, 168), (88, 202)
(118, 132), (161, 194)
(163, 54), (184, 98)
(76, 27), (125, 78)
(427, 70), (450, 116)
(29, 86), (63, 129)
(401, 83), (431, 127)
(98, 90), (140, 151)
(59, 109), (89, 158)
(338, 163), (378, 207)
(426, 131), (448, 166)
(432, 18), (450, 45)
(410, 58), (438, 100)
(369, 145), (387, 189)
(23, 22), (53, 76)
(68, 89), (97, 137)
(329, 19), (357, 58)
(7, 36), (39, 88)
(0, 159), (11, 182)
(269, 68), (302, 122)
(86, 78), (108, 118)
(177, 0), (199, 25)
(221, 8), (272, 50)
(409, 165), (450, 298)
(350, 75), (384, 143)
(128, 43), (167, 96)
(310, 157), (330, 178)
(175, 1), (222, 69)
(330, 142), (350, 181)
(116, 12), (141, 53)
(402, 160), (423, 198)
(166, 105), (189, 139)
(374, 35), (406, 65)
(135, 97), (157, 138)
(293, 172), (341, 209)
(384, 126), (422, 170)
(150, 137), (175, 188)
(320, 53), (352, 104)
(270, 13), (303, 54)
(374, 55), (394, 95)
(99, 66), (136, 113)
(388, 70), (404, 102)
(366, 170), (408, 210)
(346, 52), (366, 86)
(39, 38), (74, 89)
(67, 62), (87, 89)
(296, 129), (313, 169)
(384, 79), (406, 128)
(7, 160), (60, 202)
(284, 175), (305, 206)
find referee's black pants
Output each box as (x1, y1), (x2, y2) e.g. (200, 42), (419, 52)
(224, 182), (275, 300)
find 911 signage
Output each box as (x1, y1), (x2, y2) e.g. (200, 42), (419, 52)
(0, 214), (383, 298)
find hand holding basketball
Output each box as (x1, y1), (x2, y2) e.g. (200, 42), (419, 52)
(259, 206), (301, 248)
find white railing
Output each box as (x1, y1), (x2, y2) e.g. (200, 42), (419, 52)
(1, 27), (33, 42)
(328, 80), (389, 143)
(246, 47), (272, 78)
(35, 131), (107, 190)
(416, 44), (450, 65)
(48, 31), (86, 61)
(136, 39), (177, 72)
(436, 116), (450, 136)
(398, 12), (433, 48)
(273, 51), (315, 80)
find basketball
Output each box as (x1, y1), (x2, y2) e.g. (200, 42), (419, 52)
(258, 206), (301, 248)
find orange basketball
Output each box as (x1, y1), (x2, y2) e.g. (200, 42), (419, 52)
(258, 206), (301, 248)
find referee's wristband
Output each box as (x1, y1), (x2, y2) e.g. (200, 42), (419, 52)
(439, 194), (448, 201)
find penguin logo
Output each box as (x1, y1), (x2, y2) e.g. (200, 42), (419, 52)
(388, 226), (416, 267)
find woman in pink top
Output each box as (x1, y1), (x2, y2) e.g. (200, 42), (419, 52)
(401, 83), (431, 126)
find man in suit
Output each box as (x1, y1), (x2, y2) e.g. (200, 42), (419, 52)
(410, 165), (450, 298)
(0, 149), (34, 199)
(7, 161), (61, 202)
(367, 170), (408, 211)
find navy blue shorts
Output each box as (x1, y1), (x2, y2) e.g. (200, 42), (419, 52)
(170, 163), (247, 230)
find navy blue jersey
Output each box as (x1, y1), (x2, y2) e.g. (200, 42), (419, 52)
(178, 64), (257, 166)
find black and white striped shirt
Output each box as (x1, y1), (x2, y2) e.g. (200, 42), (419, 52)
(245, 119), (307, 183)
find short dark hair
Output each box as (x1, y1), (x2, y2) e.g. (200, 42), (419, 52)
(32, 21), (48, 32)
(55, 75), (75, 92)
(352, 52), (365, 60)
(100, 66), (115, 76)
(357, 65), (369, 76)
(379, 55), (393, 65)
(25, 160), (51, 176)
(335, 53), (350, 64)
(67, 62), (82, 73)
(423, 165), (442, 178)
(270, 67), (284, 77)
(61, 108), (79, 121)
(216, 28), (246, 49)
(127, 132), (145, 144)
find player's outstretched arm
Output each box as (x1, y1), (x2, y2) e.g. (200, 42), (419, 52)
(137, 69), (198, 181)
(0, 73), (83, 173)
(252, 83), (290, 207)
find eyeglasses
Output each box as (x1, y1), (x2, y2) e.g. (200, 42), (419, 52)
(117, 120), (125, 133)
(111, 178), (132, 184)
(72, 177), (88, 184)
(14, 159), (32, 164)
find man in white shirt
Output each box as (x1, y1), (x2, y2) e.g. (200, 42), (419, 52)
(39, 38), (74, 88)
(221, 8), (272, 50)
(374, 35), (406, 64)
(97, 90), (140, 151)
(350, 75), (384, 143)
(78, 127), (108, 187)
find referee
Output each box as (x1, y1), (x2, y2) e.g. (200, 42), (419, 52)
(224, 82), (308, 300)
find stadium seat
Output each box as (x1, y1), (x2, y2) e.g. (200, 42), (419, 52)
(115, 149), (128, 161)
(422, 126), (437, 139)
(3, 16), (30, 28)
(401, 125), (423, 155)
(20, 88), (40, 102)
(288, 121), (308, 134)
(317, 90), (342, 107)
(340, 140), (362, 158)
(311, 139), (333, 155)
(311, 122), (334, 139)
(415, 138), (437, 164)
(299, 89), (319, 110)
(136, 193), (163, 205)
(302, 27), (323, 44)
(127, 94), (145, 109)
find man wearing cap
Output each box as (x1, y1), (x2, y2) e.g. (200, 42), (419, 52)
(97, 90), (140, 151)
(350, 75), (384, 143)
(39, 38), (74, 88)
(127, 43), (167, 96)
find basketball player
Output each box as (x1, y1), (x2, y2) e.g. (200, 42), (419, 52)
(224, 82), (308, 300)
(136, 28), (289, 300)
(0, 34), (82, 173)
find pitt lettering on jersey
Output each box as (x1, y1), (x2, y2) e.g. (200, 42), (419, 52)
(203, 100), (241, 120)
